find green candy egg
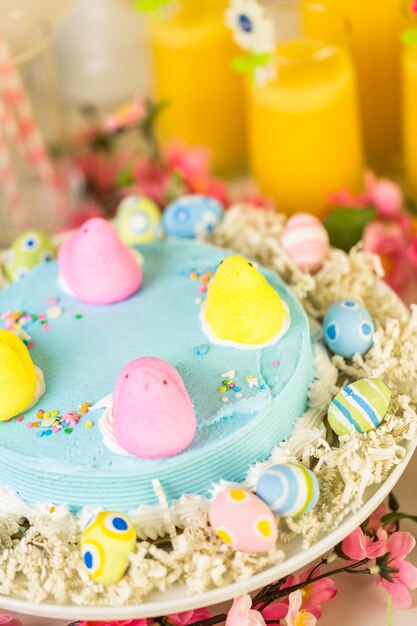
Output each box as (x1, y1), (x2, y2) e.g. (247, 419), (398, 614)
(4, 230), (55, 282)
(115, 195), (161, 245)
(328, 377), (391, 436)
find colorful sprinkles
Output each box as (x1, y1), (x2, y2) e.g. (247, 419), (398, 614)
(217, 369), (268, 402)
(183, 267), (214, 295)
(1, 297), (64, 347)
(24, 402), (91, 437)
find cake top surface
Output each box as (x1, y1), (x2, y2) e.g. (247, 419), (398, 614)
(0, 239), (311, 507)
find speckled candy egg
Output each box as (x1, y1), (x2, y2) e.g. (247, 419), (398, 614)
(281, 213), (329, 273)
(80, 511), (136, 584)
(163, 194), (223, 239)
(323, 300), (375, 359)
(209, 488), (277, 553)
(115, 194), (161, 245)
(4, 230), (54, 282)
(255, 462), (319, 517)
(328, 377), (391, 436)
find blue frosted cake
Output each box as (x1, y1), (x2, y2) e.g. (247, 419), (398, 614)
(0, 230), (313, 513)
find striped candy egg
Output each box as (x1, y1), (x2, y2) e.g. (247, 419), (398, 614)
(281, 213), (329, 273)
(323, 300), (375, 358)
(328, 378), (391, 437)
(255, 463), (319, 517)
(209, 488), (277, 553)
(80, 511), (136, 584)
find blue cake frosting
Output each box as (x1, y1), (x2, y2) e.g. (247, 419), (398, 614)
(0, 240), (314, 512)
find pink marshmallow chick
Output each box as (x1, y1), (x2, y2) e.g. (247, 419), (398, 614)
(112, 357), (197, 459)
(58, 217), (142, 305)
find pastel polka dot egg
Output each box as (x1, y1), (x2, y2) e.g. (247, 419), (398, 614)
(328, 377), (391, 436)
(281, 212), (329, 273)
(80, 511), (136, 584)
(4, 230), (54, 282)
(323, 300), (375, 359)
(208, 488), (277, 553)
(163, 194), (223, 239)
(115, 194), (161, 245)
(255, 462), (319, 517)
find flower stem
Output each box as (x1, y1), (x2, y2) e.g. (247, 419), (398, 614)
(387, 594), (393, 626)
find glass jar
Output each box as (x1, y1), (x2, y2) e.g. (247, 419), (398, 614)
(148, 0), (247, 176)
(317, 0), (403, 174)
(247, 1), (364, 216)
(401, 3), (417, 202)
(0, 8), (68, 247)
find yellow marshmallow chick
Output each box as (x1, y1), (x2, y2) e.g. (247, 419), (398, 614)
(0, 330), (39, 422)
(203, 256), (289, 347)
(80, 511), (137, 585)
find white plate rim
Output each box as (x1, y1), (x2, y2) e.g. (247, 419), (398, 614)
(0, 439), (415, 621)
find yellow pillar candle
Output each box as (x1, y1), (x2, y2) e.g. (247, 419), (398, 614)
(402, 7), (417, 200)
(149, 0), (246, 175)
(319, 0), (403, 173)
(247, 3), (363, 217)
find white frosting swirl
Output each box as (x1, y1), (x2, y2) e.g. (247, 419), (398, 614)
(199, 299), (291, 350)
(90, 395), (132, 457)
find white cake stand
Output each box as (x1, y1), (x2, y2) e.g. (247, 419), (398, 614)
(0, 438), (414, 622)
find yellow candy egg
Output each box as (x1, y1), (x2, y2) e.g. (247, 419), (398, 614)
(203, 256), (289, 346)
(80, 511), (136, 584)
(0, 330), (38, 422)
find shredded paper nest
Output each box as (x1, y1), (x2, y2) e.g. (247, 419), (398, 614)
(1, 204), (417, 606)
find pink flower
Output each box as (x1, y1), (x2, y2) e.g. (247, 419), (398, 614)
(365, 503), (396, 534)
(342, 527), (387, 561)
(102, 99), (146, 133)
(377, 532), (417, 609)
(259, 602), (289, 624)
(166, 138), (212, 186)
(68, 201), (104, 229)
(226, 595), (266, 626)
(0, 615), (23, 626)
(165, 139), (230, 206)
(412, 0), (417, 13)
(364, 171), (403, 220)
(285, 591), (316, 626)
(132, 157), (173, 206)
(329, 187), (369, 208)
(280, 566), (337, 619)
(78, 619), (147, 626)
(167, 609), (212, 626)
(363, 221), (413, 293)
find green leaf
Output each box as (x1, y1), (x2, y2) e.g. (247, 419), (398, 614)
(324, 206), (376, 252)
(401, 29), (417, 45)
(231, 52), (272, 76)
(380, 511), (417, 526)
(116, 166), (134, 188)
(134, 0), (172, 12)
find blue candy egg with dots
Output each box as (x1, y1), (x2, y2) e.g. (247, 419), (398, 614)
(323, 300), (375, 359)
(163, 194), (223, 239)
(255, 462), (319, 517)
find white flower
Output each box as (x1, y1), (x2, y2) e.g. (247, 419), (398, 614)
(225, 0), (274, 54)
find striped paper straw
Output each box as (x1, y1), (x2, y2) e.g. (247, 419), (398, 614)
(0, 30), (67, 220)
(0, 96), (26, 228)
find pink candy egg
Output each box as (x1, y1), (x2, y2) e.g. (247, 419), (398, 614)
(281, 212), (329, 273)
(113, 357), (196, 459)
(209, 488), (277, 553)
